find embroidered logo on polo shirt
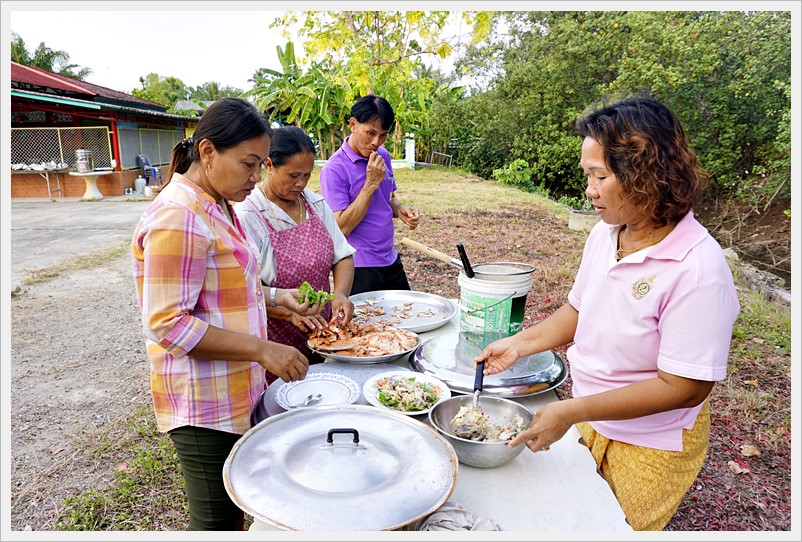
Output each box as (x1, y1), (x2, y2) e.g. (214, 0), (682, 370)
(632, 277), (655, 300)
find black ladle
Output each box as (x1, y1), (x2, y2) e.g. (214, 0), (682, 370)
(456, 243), (476, 278)
(473, 361), (485, 408)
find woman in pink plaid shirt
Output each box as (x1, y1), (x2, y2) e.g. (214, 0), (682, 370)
(132, 98), (323, 530)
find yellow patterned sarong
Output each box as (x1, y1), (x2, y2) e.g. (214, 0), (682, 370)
(576, 401), (710, 531)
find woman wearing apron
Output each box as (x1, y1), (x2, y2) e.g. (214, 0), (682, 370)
(235, 126), (356, 376)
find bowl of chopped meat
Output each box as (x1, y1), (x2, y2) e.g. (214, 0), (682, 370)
(428, 395), (534, 468)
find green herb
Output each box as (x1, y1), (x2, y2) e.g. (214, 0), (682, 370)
(297, 281), (336, 305)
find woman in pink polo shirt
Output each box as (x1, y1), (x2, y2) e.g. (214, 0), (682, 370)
(475, 96), (739, 531)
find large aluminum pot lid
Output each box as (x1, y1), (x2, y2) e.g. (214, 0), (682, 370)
(223, 405), (458, 531)
(410, 331), (568, 396)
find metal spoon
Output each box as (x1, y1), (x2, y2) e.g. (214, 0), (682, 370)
(295, 393), (322, 408)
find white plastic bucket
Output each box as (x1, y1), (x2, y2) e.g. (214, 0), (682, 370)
(458, 264), (534, 338)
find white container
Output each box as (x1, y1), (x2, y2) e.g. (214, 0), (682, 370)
(134, 176), (146, 194)
(458, 266), (533, 338)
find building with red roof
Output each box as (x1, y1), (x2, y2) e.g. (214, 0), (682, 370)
(11, 62), (198, 198)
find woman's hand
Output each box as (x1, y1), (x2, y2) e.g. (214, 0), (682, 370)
(329, 293), (354, 325)
(474, 335), (524, 375)
(289, 312), (328, 332)
(257, 341), (309, 382)
(397, 205), (420, 230)
(508, 400), (572, 453)
(277, 288), (324, 316)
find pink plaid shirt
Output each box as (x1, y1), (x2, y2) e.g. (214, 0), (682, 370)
(132, 174), (267, 435)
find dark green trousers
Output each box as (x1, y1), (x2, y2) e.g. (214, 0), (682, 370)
(168, 425), (244, 531)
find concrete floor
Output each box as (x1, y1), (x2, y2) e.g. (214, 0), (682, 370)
(8, 197), (151, 291)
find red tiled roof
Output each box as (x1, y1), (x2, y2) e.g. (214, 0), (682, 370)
(11, 62), (165, 109)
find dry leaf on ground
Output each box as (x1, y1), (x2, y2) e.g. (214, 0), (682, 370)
(728, 460), (751, 475)
(741, 444), (761, 457)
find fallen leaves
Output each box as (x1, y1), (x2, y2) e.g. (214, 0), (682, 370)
(728, 460), (751, 475)
(741, 444), (761, 457)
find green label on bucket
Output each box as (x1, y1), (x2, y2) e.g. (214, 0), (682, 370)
(459, 291), (526, 337)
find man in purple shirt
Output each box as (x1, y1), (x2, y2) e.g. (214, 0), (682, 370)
(320, 95), (420, 295)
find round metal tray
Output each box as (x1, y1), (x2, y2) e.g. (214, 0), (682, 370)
(350, 290), (457, 333)
(307, 335), (421, 365)
(224, 405), (458, 530)
(409, 331), (568, 397)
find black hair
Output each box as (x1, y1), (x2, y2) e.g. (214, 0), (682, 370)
(269, 126), (316, 167)
(164, 97), (272, 185)
(350, 95), (395, 131)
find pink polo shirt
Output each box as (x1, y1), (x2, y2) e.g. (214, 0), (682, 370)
(567, 211), (739, 451)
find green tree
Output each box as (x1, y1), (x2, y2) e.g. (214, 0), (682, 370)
(131, 73), (189, 107)
(11, 31), (92, 80)
(189, 81), (243, 102)
(267, 11), (490, 157)
(248, 42), (356, 159)
(436, 11), (791, 205)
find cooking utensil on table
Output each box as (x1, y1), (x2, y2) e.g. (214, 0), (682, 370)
(429, 395), (535, 468)
(224, 405), (458, 530)
(473, 361), (485, 407)
(410, 331), (568, 397)
(349, 290), (457, 333)
(457, 243), (476, 278)
(294, 393), (322, 408)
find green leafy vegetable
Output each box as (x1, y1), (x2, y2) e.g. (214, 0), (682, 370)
(297, 281), (336, 305)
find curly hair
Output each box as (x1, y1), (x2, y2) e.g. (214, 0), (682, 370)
(575, 97), (708, 226)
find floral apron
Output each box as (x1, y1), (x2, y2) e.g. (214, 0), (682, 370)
(264, 195), (334, 370)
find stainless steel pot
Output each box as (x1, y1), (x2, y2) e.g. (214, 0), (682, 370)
(75, 148), (93, 173)
(225, 405), (459, 530)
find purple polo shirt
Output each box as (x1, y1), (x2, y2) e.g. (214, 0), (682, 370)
(319, 137), (398, 268)
(567, 211), (739, 451)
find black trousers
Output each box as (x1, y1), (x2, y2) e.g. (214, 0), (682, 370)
(168, 425), (244, 531)
(350, 254), (411, 295)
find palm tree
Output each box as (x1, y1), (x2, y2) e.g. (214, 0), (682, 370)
(11, 31), (92, 80)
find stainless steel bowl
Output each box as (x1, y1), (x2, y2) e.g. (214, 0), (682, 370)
(428, 395), (534, 468)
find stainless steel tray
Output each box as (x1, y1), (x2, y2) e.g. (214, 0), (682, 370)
(350, 290), (457, 333)
(409, 331), (568, 397)
(307, 335), (420, 365)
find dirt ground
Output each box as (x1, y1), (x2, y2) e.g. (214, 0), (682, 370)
(9, 256), (151, 531)
(8, 196), (792, 532)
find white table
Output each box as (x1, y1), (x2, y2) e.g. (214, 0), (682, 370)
(250, 313), (631, 532)
(69, 170), (113, 201)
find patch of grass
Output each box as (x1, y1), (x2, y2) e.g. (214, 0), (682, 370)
(307, 165), (568, 217)
(22, 242), (131, 287)
(56, 406), (187, 531)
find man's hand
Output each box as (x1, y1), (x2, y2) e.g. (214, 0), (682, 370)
(397, 205), (420, 230)
(365, 152), (386, 191)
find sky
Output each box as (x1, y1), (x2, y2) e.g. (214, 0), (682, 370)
(8, 8), (299, 93)
(5, 2), (475, 95)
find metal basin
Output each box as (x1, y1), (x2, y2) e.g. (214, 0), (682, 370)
(428, 395), (534, 468)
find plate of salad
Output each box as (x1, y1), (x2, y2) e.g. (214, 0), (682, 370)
(363, 370), (451, 416)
